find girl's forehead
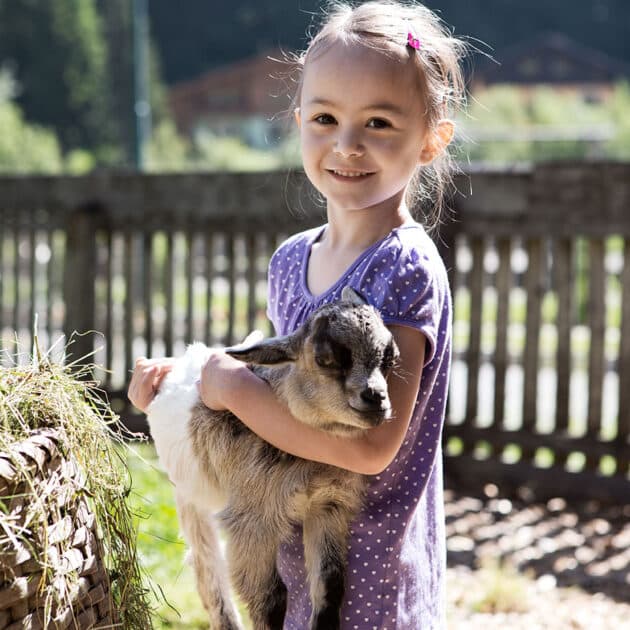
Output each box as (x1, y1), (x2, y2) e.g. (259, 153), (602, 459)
(301, 39), (419, 108)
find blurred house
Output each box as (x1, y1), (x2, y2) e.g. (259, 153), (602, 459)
(168, 49), (293, 149)
(472, 32), (630, 103)
(169, 33), (630, 152)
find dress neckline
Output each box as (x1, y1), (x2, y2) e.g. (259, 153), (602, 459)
(299, 222), (422, 302)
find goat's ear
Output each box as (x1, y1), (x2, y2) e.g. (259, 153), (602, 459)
(341, 286), (368, 306)
(225, 336), (297, 365)
(311, 312), (331, 340)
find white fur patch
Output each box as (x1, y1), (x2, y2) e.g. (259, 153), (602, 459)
(146, 343), (222, 509)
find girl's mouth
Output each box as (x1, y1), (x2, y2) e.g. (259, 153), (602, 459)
(327, 169), (375, 181)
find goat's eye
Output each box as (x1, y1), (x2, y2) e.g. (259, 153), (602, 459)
(314, 341), (352, 372)
(315, 353), (337, 369)
(332, 343), (352, 371)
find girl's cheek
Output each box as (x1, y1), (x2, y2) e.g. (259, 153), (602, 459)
(374, 136), (401, 153)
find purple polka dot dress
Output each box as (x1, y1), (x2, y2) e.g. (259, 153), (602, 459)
(266, 223), (451, 629)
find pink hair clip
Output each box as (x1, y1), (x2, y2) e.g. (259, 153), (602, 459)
(407, 30), (421, 50)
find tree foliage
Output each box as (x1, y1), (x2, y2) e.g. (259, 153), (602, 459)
(459, 83), (628, 164)
(0, 0), (169, 166)
(147, 0), (630, 84)
(0, 0), (116, 154)
(606, 82), (630, 159)
(0, 69), (63, 173)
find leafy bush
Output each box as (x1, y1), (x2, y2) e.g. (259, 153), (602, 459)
(0, 100), (65, 174)
(459, 82), (628, 164)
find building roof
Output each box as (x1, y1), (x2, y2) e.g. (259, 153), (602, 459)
(472, 32), (630, 86)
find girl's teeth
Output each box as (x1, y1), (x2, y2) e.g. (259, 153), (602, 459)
(334, 170), (367, 177)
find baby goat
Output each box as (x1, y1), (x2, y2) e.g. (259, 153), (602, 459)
(146, 286), (399, 630)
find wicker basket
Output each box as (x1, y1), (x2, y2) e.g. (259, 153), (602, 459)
(0, 429), (117, 629)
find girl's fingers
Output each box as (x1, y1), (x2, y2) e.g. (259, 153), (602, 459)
(129, 365), (157, 411)
(135, 356), (172, 369)
(153, 364), (173, 389)
(129, 357), (176, 412)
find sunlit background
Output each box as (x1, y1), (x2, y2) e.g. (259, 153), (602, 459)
(0, 0), (628, 175)
(1, 2), (629, 628)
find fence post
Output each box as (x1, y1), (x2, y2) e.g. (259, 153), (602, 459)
(63, 202), (100, 371)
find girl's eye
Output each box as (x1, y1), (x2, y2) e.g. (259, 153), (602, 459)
(367, 118), (391, 129)
(314, 114), (336, 125)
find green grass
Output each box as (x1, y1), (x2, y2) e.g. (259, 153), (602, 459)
(469, 560), (532, 614)
(125, 442), (211, 629)
(126, 442), (252, 629)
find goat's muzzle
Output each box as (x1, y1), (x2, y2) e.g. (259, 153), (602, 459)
(349, 390), (393, 427)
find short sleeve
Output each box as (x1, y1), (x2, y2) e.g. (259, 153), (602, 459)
(266, 249), (280, 330)
(265, 230), (311, 335)
(361, 243), (442, 366)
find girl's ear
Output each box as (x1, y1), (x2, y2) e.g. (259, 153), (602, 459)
(419, 119), (455, 165)
(294, 107), (302, 129)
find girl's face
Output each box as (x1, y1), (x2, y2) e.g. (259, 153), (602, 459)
(296, 39), (437, 217)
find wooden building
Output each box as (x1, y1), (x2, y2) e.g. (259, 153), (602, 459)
(168, 49), (293, 149)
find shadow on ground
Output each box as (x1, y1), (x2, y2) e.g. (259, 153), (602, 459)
(444, 486), (630, 603)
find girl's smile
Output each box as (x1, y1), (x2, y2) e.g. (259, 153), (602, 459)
(326, 169), (376, 181)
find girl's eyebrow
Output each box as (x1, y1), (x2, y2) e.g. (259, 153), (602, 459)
(306, 98), (404, 116)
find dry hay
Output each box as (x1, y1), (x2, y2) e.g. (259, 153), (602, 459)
(0, 341), (153, 629)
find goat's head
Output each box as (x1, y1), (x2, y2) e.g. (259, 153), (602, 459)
(226, 287), (400, 434)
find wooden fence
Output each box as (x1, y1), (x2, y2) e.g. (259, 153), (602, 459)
(0, 162), (629, 501)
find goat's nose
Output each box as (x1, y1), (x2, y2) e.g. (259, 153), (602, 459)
(360, 387), (386, 406)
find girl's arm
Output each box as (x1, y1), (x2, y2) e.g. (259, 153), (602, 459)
(199, 325), (425, 475)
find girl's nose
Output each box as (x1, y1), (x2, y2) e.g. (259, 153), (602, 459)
(333, 130), (364, 158)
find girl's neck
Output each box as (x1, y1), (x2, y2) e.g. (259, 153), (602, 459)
(323, 204), (415, 252)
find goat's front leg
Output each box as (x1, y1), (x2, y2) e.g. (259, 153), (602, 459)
(221, 511), (287, 630)
(176, 495), (242, 630)
(303, 503), (353, 630)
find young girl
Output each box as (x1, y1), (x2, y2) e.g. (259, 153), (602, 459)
(129, 1), (466, 627)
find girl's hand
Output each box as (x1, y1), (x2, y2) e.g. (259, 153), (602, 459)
(128, 357), (175, 413)
(198, 350), (247, 411)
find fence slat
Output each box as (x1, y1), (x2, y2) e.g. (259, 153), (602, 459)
(2, 165), (629, 501)
(466, 237), (484, 429)
(28, 218), (36, 343)
(0, 218), (4, 353)
(246, 233), (257, 334)
(124, 230), (134, 378)
(522, 238), (543, 460)
(205, 232), (214, 347)
(12, 225), (19, 335)
(554, 238), (572, 437)
(226, 233), (236, 345)
(185, 230), (194, 344)
(105, 231), (113, 388)
(142, 232), (153, 359)
(553, 237), (573, 471)
(585, 238), (606, 473)
(164, 231), (174, 357)
(493, 237), (511, 428)
(45, 230), (53, 344)
(616, 239), (630, 476)
(63, 205), (98, 370)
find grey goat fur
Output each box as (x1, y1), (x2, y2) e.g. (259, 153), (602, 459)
(146, 286), (399, 630)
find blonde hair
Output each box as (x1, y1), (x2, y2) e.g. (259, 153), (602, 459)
(291, 1), (468, 230)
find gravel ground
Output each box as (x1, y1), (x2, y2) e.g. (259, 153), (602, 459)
(444, 488), (630, 629)
(446, 565), (630, 629)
